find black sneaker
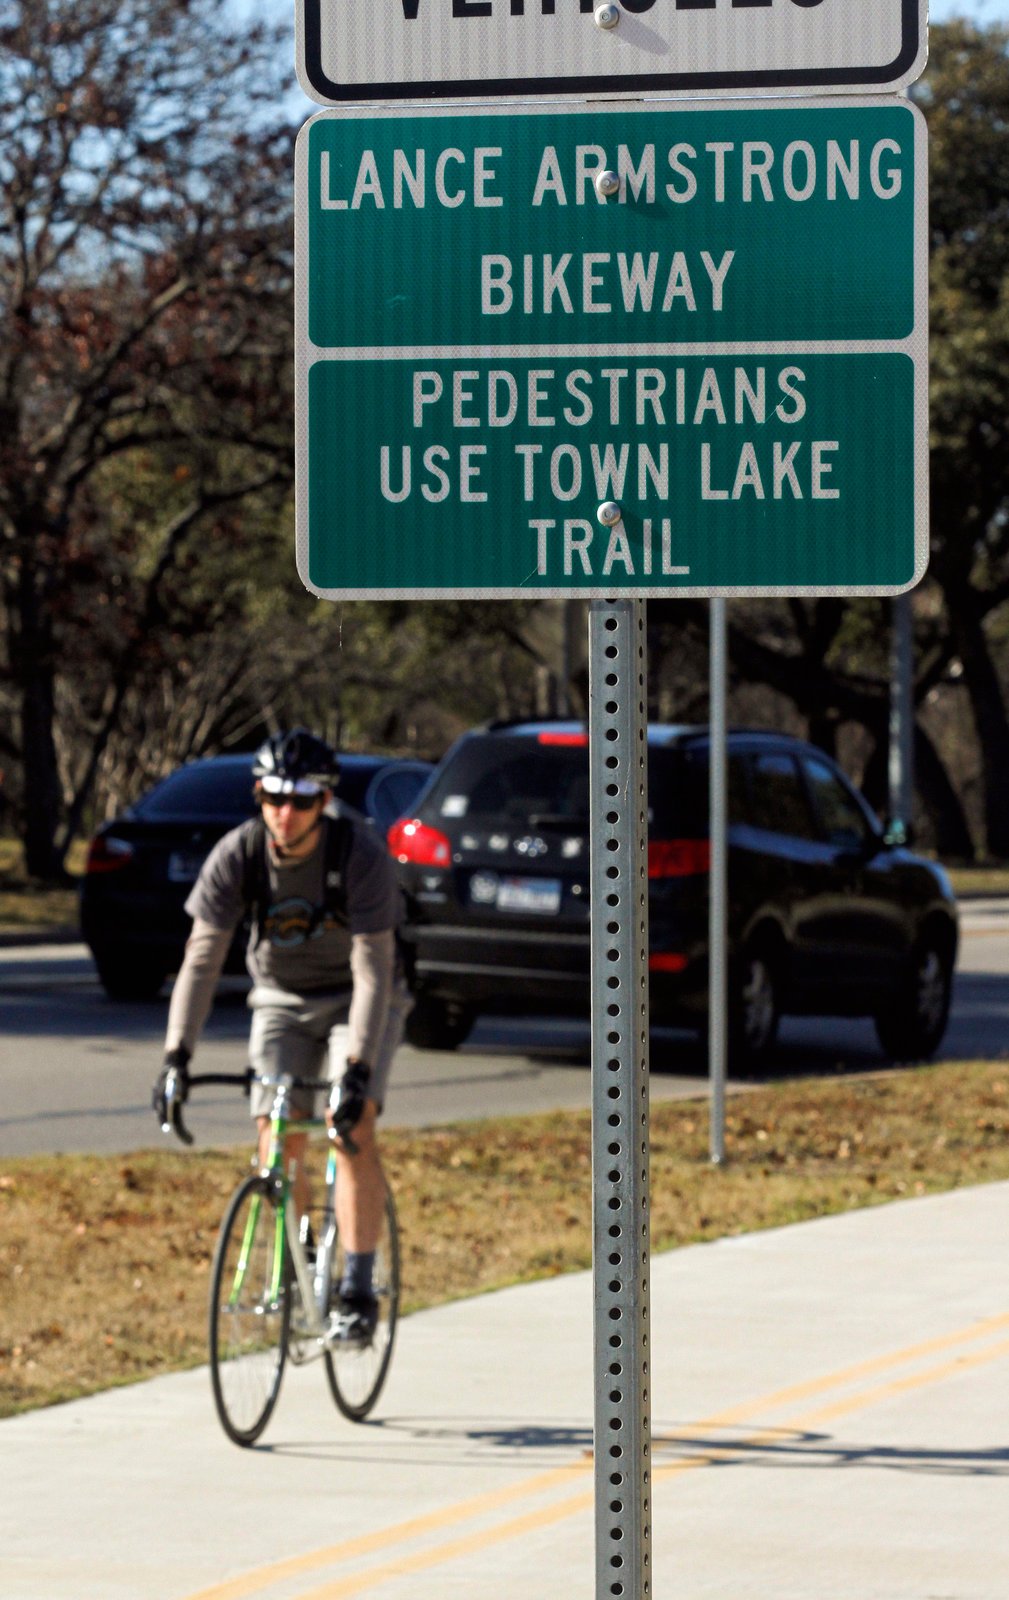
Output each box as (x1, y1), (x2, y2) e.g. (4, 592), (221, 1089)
(330, 1292), (378, 1345)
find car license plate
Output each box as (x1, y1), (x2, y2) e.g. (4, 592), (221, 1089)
(496, 877), (561, 915)
(167, 851), (207, 884)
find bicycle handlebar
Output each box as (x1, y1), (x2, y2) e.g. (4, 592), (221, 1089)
(159, 1067), (357, 1153)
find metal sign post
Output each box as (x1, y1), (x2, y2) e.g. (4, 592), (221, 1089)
(709, 599), (728, 1166)
(292, 10), (929, 1593)
(589, 597), (651, 1598)
(889, 593), (915, 834)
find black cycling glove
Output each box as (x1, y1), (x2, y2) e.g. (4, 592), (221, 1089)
(153, 1044), (191, 1128)
(328, 1058), (372, 1141)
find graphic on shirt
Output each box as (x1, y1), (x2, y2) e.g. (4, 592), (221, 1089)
(261, 896), (332, 948)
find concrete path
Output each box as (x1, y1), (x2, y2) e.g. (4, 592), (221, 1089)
(6, 1181), (1009, 1599)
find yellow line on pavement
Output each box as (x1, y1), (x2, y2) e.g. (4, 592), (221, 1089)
(648, 1332), (1009, 1489)
(652, 1308), (1009, 1449)
(795, 1334), (1009, 1429)
(292, 1488), (597, 1600)
(295, 1329), (1009, 1600)
(184, 1310), (1009, 1600)
(184, 1460), (591, 1600)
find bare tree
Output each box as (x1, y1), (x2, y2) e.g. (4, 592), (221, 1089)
(915, 21), (1009, 856)
(0, 0), (295, 875)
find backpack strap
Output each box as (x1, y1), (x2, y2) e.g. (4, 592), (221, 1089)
(320, 810), (353, 929)
(240, 812), (354, 946)
(240, 816), (269, 944)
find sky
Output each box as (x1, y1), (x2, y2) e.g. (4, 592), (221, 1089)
(930, 1), (1009, 18)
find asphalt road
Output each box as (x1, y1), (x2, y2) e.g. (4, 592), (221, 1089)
(1, 900), (1006, 1158)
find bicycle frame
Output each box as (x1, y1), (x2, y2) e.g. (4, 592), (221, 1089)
(238, 1077), (343, 1358)
(172, 1064), (399, 1441)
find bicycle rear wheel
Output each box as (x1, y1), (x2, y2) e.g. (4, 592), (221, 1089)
(324, 1188), (400, 1422)
(209, 1174), (290, 1446)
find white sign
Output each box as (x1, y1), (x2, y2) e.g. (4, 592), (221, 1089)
(297, 1), (927, 105)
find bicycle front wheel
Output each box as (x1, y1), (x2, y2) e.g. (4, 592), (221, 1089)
(209, 1174), (290, 1446)
(324, 1188), (400, 1422)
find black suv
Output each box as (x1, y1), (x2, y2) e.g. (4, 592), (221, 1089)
(81, 751), (433, 999)
(389, 722), (958, 1069)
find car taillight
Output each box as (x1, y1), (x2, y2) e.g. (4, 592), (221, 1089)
(85, 836), (135, 874)
(647, 839), (711, 878)
(536, 731), (588, 746)
(387, 818), (453, 867)
(649, 952), (689, 973)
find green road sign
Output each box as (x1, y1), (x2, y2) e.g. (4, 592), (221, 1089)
(295, 98), (926, 598)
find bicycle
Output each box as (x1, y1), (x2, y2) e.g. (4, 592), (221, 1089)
(160, 1065), (400, 1447)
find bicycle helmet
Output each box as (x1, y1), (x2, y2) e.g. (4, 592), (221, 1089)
(251, 728), (341, 795)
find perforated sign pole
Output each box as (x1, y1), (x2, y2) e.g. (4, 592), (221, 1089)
(589, 598), (652, 1598)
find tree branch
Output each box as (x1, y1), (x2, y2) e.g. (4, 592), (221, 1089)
(57, 468), (284, 853)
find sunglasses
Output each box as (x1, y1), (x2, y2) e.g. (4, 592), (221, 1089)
(258, 791), (322, 813)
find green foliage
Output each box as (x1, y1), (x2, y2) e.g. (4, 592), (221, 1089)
(657, 24), (1009, 857)
(921, 25), (1009, 523)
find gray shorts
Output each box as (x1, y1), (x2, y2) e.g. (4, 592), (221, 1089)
(246, 978), (411, 1120)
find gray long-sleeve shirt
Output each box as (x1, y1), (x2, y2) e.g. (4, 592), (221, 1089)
(164, 810), (400, 1064)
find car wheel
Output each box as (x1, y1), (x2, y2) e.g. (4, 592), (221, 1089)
(874, 937), (952, 1063)
(404, 998), (474, 1052)
(95, 954), (168, 1001)
(728, 944), (780, 1074)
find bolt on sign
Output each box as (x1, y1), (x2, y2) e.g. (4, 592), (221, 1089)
(296, 0), (927, 104)
(295, 98), (926, 599)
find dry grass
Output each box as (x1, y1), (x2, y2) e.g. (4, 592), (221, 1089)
(0, 839), (83, 933)
(947, 864), (1009, 896)
(2, 1058), (1008, 1418)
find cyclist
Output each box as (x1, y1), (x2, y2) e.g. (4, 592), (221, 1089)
(152, 728), (410, 1342)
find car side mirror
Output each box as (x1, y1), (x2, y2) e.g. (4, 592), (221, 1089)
(883, 817), (912, 849)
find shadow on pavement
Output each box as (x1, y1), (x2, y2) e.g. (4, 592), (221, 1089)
(657, 1426), (1009, 1478)
(225, 1414), (1009, 1480)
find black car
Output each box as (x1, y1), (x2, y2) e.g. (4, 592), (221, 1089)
(389, 721), (958, 1069)
(81, 751), (433, 999)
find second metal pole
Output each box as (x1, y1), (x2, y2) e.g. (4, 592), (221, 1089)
(709, 600), (728, 1165)
(889, 593), (914, 836)
(589, 598), (652, 1599)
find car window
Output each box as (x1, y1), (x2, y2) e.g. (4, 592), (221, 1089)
(425, 738), (752, 835)
(748, 751), (817, 840)
(365, 765), (432, 831)
(648, 748), (704, 833)
(658, 749), (751, 832)
(425, 738), (590, 823)
(726, 753), (753, 824)
(134, 762), (256, 819)
(802, 756), (873, 849)
(333, 759), (381, 813)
